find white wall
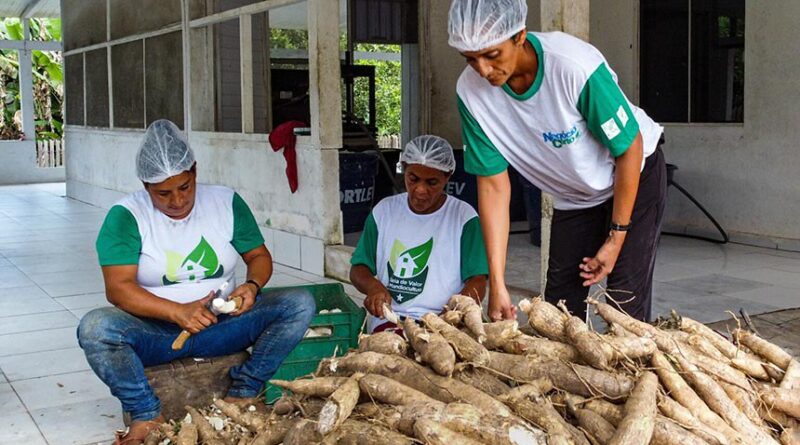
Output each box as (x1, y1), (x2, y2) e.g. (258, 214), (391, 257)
(65, 126), (340, 274)
(0, 141), (65, 185)
(590, 1), (800, 249)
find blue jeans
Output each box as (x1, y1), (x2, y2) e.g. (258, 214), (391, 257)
(77, 288), (315, 422)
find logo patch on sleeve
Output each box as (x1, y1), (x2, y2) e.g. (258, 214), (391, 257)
(601, 118), (621, 140)
(616, 105), (629, 127)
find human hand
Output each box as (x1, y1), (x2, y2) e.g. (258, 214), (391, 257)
(173, 291), (218, 334)
(227, 282), (259, 316)
(580, 238), (623, 286)
(364, 286), (392, 319)
(488, 285), (517, 321)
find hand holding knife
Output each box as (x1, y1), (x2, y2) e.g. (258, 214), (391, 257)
(171, 282), (242, 350)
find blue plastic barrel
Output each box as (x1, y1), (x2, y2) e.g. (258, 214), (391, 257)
(339, 151), (380, 233)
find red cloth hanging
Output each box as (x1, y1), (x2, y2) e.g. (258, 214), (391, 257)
(268, 121), (306, 193)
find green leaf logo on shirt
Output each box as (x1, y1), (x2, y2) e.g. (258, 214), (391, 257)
(386, 238), (433, 304)
(162, 236), (224, 285)
(389, 238), (433, 279)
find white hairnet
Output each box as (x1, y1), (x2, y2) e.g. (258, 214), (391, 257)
(447, 0), (528, 52)
(136, 119), (195, 183)
(399, 135), (456, 173)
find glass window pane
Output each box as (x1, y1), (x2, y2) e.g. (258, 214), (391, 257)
(214, 19), (242, 132)
(145, 31), (184, 128)
(85, 48), (109, 127)
(640, 0), (689, 122)
(64, 54), (84, 125)
(109, 0), (181, 40)
(62, 0), (106, 51)
(111, 41), (144, 128)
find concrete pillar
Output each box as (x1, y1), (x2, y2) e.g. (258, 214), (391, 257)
(401, 43), (420, 146)
(19, 21), (35, 140)
(307, 0), (343, 149)
(308, 0), (344, 246)
(538, 0), (590, 293)
(181, 0), (192, 131)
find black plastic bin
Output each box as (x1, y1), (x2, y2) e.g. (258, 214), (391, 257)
(339, 151), (379, 233)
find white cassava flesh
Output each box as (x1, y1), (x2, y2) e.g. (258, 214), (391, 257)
(317, 374), (361, 435)
(382, 303), (399, 324)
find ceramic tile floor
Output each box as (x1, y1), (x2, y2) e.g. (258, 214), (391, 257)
(0, 184), (330, 445)
(1, 183), (799, 444)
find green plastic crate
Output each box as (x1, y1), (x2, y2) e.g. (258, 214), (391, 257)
(262, 282), (365, 403)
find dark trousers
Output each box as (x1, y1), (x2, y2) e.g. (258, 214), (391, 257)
(544, 147), (667, 322)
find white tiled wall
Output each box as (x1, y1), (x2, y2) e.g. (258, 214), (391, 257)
(263, 227), (325, 276)
(300, 236), (325, 276)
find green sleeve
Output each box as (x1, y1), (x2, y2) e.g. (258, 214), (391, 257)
(458, 95), (509, 176)
(577, 63), (640, 157)
(460, 216), (488, 281)
(350, 212), (379, 275)
(232, 192), (265, 254)
(96, 205), (142, 266)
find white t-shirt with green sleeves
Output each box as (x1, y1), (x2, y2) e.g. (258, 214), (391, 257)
(457, 31), (663, 210)
(96, 184), (265, 304)
(350, 193), (488, 331)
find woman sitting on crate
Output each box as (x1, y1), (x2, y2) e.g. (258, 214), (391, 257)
(350, 135), (489, 333)
(77, 119), (315, 445)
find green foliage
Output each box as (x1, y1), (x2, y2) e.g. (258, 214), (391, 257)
(270, 28), (308, 49)
(0, 18), (63, 140)
(352, 43), (401, 137)
(270, 28), (401, 137)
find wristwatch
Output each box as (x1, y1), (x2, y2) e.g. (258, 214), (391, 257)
(609, 222), (632, 237)
(245, 279), (262, 295)
(609, 222), (632, 232)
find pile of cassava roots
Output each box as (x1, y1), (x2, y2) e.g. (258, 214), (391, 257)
(142, 294), (800, 445)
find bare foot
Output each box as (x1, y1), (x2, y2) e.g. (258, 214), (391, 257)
(114, 415), (164, 445)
